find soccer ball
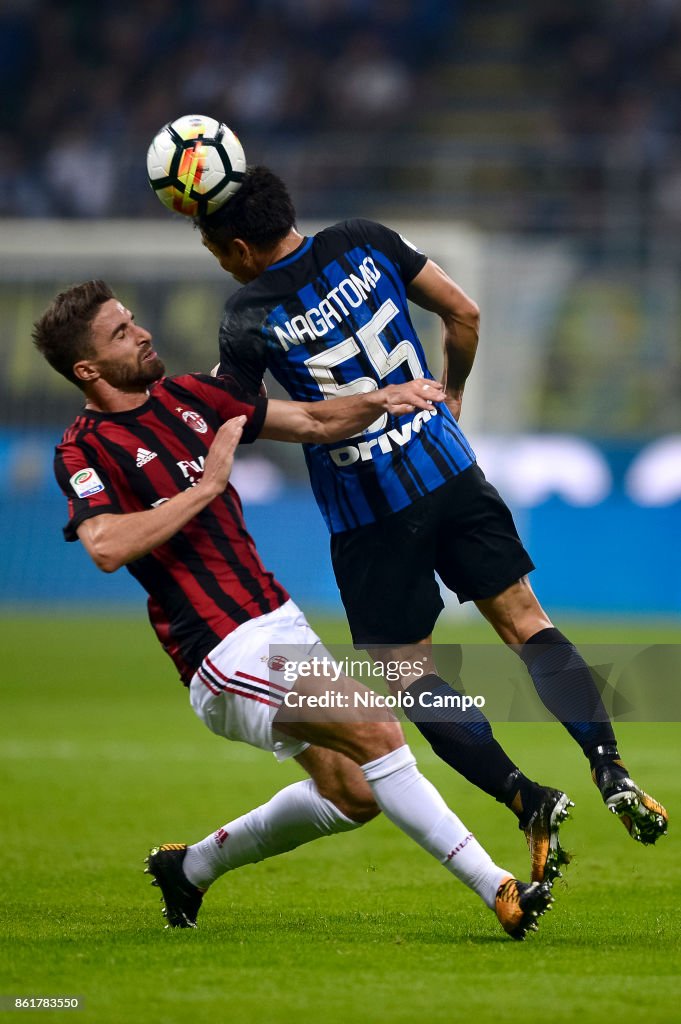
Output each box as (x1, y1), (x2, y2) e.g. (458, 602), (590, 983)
(146, 114), (246, 217)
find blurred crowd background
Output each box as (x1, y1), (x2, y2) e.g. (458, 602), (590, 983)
(3, 0), (681, 245)
(1, 0), (680, 617)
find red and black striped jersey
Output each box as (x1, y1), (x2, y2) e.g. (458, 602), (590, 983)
(54, 373), (289, 683)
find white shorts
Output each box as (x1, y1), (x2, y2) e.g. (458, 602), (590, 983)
(189, 599), (328, 762)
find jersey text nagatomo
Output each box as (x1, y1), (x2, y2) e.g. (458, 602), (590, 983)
(54, 374), (289, 683)
(217, 219), (476, 534)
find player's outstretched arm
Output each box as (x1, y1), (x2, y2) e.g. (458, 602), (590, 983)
(259, 379), (445, 443)
(407, 259), (479, 421)
(76, 417), (246, 572)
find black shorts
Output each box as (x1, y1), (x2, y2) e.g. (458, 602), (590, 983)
(330, 464), (535, 646)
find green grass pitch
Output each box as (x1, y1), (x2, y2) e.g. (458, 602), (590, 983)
(1, 613), (679, 1023)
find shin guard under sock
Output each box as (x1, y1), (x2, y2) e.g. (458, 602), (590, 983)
(519, 627), (616, 755)
(403, 673), (529, 804)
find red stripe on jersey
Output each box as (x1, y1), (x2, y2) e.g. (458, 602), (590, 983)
(148, 598), (196, 684)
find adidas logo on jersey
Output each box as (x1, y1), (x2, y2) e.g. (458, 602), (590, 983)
(136, 447), (158, 468)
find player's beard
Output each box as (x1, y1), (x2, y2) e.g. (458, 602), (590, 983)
(97, 353), (166, 392)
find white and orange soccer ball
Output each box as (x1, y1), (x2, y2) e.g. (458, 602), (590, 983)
(146, 114), (246, 217)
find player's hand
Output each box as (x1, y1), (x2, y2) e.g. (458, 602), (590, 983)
(380, 378), (445, 416)
(199, 416), (246, 497)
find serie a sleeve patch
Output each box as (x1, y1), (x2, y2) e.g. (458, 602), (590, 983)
(68, 467), (106, 498)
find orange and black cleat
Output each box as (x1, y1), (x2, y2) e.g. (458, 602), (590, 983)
(521, 787), (574, 884)
(495, 877), (554, 940)
(595, 765), (668, 845)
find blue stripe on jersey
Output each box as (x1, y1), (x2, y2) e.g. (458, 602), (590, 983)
(263, 246), (476, 533)
(266, 237), (314, 270)
(441, 416), (477, 464)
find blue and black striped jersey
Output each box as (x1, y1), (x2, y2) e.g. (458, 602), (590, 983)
(218, 219), (476, 533)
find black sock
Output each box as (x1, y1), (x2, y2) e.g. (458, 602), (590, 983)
(518, 627), (617, 756)
(587, 742), (628, 779)
(403, 673), (529, 806)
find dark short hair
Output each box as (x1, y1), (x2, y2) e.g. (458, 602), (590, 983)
(32, 279), (114, 388)
(196, 165), (296, 249)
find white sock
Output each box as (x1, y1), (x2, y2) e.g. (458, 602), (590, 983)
(183, 779), (362, 889)
(361, 745), (508, 909)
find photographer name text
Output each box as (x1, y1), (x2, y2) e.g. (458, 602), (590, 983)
(283, 690), (486, 710)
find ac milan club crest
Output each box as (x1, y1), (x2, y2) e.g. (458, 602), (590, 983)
(176, 407), (208, 434)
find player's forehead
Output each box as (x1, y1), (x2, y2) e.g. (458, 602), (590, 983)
(92, 298), (133, 331)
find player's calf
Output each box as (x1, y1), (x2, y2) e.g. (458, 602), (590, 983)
(295, 745), (380, 823)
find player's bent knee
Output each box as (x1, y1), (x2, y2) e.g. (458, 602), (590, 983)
(377, 719), (406, 752)
(350, 720), (406, 764)
(334, 791), (380, 824)
(315, 770), (379, 823)
(297, 746), (380, 823)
